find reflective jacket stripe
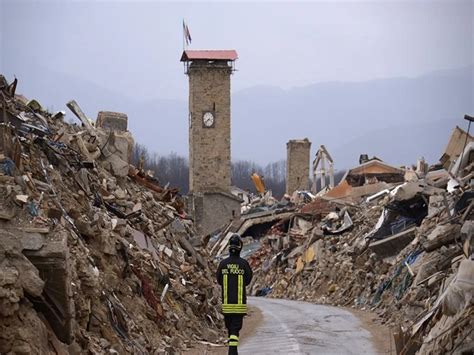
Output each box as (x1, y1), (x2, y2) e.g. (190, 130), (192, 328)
(222, 304), (247, 313)
(223, 274), (228, 304)
(238, 274), (243, 304)
(222, 305), (247, 310)
(222, 304), (247, 308)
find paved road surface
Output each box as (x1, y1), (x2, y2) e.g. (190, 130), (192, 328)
(239, 297), (377, 355)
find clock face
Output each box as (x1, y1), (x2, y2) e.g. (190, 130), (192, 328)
(203, 112), (214, 127)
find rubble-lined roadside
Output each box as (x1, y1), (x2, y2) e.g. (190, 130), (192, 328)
(0, 75), (224, 354)
(216, 126), (474, 354)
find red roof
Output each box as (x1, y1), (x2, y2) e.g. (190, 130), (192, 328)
(180, 50), (238, 62)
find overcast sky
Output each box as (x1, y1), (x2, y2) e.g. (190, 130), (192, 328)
(0, 0), (473, 169)
(1, 0), (473, 102)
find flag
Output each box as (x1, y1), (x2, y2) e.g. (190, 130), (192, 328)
(183, 20), (192, 46)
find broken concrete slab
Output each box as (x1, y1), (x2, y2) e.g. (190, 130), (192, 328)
(369, 226), (417, 258)
(96, 111), (128, 132)
(0, 208), (15, 220)
(103, 154), (129, 177)
(0, 230), (45, 308)
(0, 266), (21, 317)
(442, 258), (474, 316)
(423, 224), (461, 252)
(100, 130), (134, 164)
(18, 232), (44, 250)
(22, 229), (73, 344)
(9, 253), (45, 297)
(391, 182), (424, 201)
(66, 100), (95, 133)
(214, 210), (294, 256)
(439, 126), (473, 170)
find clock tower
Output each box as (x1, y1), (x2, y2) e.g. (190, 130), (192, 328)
(181, 50), (241, 235)
(181, 50), (237, 193)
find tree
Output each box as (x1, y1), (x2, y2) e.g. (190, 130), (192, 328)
(132, 143), (287, 197)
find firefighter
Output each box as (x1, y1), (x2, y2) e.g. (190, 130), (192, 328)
(216, 234), (253, 355)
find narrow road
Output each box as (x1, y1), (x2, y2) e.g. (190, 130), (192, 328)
(239, 297), (378, 355)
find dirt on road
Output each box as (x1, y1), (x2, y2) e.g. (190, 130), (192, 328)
(347, 307), (394, 355)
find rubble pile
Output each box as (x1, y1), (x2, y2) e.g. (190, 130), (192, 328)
(240, 190), (288, 215)
(0, 76), (224, 354)
(248, 134), (474, 353)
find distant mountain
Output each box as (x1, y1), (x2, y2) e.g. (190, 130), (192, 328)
(2, 61), (472, 169)
(232, 66), (473, 168)
(330, 118), (463, 168)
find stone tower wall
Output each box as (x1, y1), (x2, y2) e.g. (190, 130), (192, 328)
(188, 62), (232, 193)
(286, 138), (311, 195)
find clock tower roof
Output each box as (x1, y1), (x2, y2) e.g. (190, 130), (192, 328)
(180, 50), (238, 62)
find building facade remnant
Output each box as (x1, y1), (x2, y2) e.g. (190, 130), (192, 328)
(312, 145), (334, 193)
(286, 138), (311, 195)
(439, 126), (473, 170)
(96, 111), (128, 132)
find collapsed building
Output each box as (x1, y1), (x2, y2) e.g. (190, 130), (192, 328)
(210, 122), (474, 354)
(0, 75), (225, 353)
(324, 157), (405, 202)
(2, 70), (472, 354)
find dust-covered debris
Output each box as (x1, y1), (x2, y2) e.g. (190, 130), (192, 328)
(0, 75), (226, 354)
(219, 125), (474, 354)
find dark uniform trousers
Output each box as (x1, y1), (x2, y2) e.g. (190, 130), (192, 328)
(224, 314), (243, 355)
